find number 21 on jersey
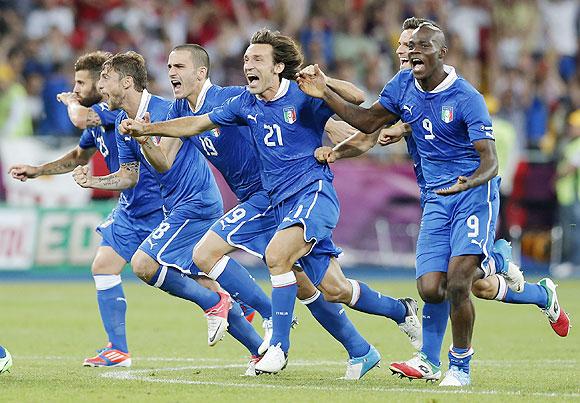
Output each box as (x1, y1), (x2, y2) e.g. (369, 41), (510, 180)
(264, 124), (283, 147)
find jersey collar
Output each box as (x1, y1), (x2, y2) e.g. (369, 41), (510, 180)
(256, 78), (290, 102)
(136, 89), (152, 119)
(414, 65), (457, 93)
(192, 79), (212, 113)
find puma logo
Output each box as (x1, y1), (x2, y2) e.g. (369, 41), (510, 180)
(147, 238), (157, 249)
(247, 114), (258, 123)
(403, 105), (414, 115)
(471, 239), (484, 248)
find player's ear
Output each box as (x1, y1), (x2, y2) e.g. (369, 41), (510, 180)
(274, 62), (285, 75)
(196, 66), (207, 81)
(122, 76), (133, 90)
(439, 46), (448, 60)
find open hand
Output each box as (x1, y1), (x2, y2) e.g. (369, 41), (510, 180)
(296, 64), (327, 98)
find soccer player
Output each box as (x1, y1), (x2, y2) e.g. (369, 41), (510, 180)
(8, 51), (164, 367)
(144, 43), (415, 378)
(120, 29), (422, 377)
(313, 17), (571, 384)
(295, 23), (564, 386)
(71, 51), (264, 363)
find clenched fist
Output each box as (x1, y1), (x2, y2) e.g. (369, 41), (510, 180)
(72, 165), (92, 188)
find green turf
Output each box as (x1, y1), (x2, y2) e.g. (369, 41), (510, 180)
(0, 279), (578, 402)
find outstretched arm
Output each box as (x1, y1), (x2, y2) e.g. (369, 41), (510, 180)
(299, 65), (365, 105)
(436, 139), (498, 195)
(8, 146), (96, 181)
(57, 92), (102, 129)
(120, 114), (216, 139)
(297, 65), (398, 133)
(72, 161), (139, 190)
(139, 137), (182, 173)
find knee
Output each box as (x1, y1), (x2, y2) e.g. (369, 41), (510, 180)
(265, 245), (293, 274)
(446, 276), (472, 303)
(417, 279), (446, 304)
(91, 259), (112, 276)
(192, 247), (220, 274)
(130, 252), (157, 282)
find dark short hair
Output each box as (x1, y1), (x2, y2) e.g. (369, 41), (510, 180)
(75, 51), (112, 81)
(172, 44), (210, 75)
(102, 51), (147, 91)
(402, 17), (440, 31)
(250, 29), (303, 80)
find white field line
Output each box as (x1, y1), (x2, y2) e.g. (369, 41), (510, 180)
(99, 364), (580, 399)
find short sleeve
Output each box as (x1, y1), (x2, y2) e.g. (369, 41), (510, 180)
(115, 116), (137, 164)
(463, 92), (494, 143)
(208, 93), (248, 127)
(78, 128), (96, 149)
(92, 103), (119, 127)
(378, 72), (403, 117)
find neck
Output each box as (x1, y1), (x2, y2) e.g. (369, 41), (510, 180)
(121, 89), (143, 118)
(186, 83), (204, 111)
(418, 67), (448, 92)
(259, 77), (281, 101)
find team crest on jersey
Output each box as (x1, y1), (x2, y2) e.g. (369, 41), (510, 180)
(210, 128), (221, 137)
(441, 106), (454, 123)
(283, 106), (296, 124)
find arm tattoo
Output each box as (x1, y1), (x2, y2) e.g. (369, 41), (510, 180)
(96, 176), (121, 187)
(122, 161), (140, 174)
(85, 109), (102, 127)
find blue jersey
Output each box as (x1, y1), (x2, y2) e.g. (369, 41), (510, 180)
(404, 136), (425, 190)
(167, 80), (263, 203)
(379, 66), (494, 190)
(79, 102), (122, 172)
(208, 79), (335, 205)
(114, 91), (165, 218)
(118, 91), (223, 218)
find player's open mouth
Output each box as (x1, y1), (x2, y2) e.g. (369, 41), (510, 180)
(399, 57), (409, 67)
(171, 80), (182, 90)
(411, 57), (425, 73)
(247, 74), (259, 85)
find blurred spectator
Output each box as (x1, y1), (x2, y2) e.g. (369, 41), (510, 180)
(37, 63), (77, 137)
(555, 110), (580, 271)
(0, 64), (33, 138)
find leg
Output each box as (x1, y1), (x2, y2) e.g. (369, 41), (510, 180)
(193, 230), (272, 320)
(83, 246), (131, 367)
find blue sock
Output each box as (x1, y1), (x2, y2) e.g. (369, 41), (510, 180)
(303, 291), (370, 358)
(149, 266), (220, 311)
(210, 256), (272, 319)
(421, 301), (450, 366)
(449, 346), (474, 374)
(0, 346), (6, 358)
(227, 301), (263, 356)
(270, 272), (298, 353)
(94, 275), (128, 353)
(349, 280), (407, 324)
(499, 280), (548, 308)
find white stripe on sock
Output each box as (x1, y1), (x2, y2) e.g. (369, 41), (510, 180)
(495, 275), (508, 301)
(347, 279), (360, 306)
(153, 266), (168, 288)
(300, 290), (321, 305)
(271, 272), (296, 288)
(94, 275), (122, 291)
(207, 256), (230, 280)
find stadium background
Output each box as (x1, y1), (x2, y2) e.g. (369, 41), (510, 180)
(0, 0), (578, 279)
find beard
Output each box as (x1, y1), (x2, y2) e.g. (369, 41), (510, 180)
(78, 88), (102, 107)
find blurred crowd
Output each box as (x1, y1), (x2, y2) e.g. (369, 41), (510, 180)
(0, 0), (579, 269)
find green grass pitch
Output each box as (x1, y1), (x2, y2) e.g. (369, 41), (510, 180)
(0, 278), (578, 402)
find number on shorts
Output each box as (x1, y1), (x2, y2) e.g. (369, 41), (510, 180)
(152, 222), (171, 239)
(219, 207), (247, 229)
(466, 215), (479, 238)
